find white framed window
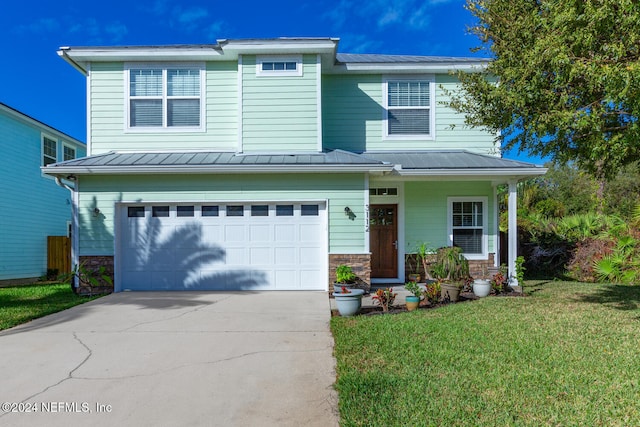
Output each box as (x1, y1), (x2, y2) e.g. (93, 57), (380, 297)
(125, 64), (204, 131)
(62, 143), (76, 161)
(448, 197), (488, 259)
(42, 135), (57, 166)
(256, 55), (303, 77)
(383, 76), (435, 139)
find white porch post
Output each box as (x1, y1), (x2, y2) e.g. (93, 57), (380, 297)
(507, 179), (518, 288)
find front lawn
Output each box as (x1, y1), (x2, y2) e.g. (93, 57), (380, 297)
(0, 283), (101, 331)
(331, 281), (640, 426)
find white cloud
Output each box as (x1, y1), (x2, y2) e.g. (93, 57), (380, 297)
(14, 17), (61, 35)
(177, 7), (209, 25)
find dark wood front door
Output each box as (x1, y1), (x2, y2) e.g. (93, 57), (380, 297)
(370, 204), (398, 278)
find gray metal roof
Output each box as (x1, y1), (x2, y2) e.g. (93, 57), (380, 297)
(363, 151), (544, 169)
(43, 149), (546, 178)
(336, 53), (488, 64)
(51, 150), (385, 168)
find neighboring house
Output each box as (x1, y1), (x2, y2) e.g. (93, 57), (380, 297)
(44, 38), (545, 292)
(0, 102), (85, 282)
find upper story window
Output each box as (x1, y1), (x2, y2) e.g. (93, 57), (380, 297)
(42, 135), (57, 166)
(256, 55), (303, 77)
(126, 64), (204, 131)
(63, 144), (76, 161)
(384, 76), (435, 139)
(448, 197), (488, 259)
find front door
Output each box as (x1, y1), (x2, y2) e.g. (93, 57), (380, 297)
(370, 204), (398, 278)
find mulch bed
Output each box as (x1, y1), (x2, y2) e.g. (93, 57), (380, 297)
(331, 291), (525, 317)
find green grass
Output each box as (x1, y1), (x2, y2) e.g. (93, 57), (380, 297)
(0, 283), (101, 331)
(331, 281), (640, 426)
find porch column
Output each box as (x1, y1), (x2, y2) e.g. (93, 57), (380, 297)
(507, 179), (518, 288)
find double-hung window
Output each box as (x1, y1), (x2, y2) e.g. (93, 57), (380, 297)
(127, 65), (203, 130)
(42, 135), (57, 166)
(63, 144), (76, 161)
(448, 197), (488, 259)
(384, 77), (434, 138)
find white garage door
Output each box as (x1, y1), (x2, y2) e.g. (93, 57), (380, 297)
(117, 202), (327, 291)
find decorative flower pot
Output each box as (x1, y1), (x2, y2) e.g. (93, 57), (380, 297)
(332, 288), (365, 316)
(440, 282), (460, 302)
(408, 273), (421, 283)
(405, 295), (420, 311)
(473, 279), (491, 297)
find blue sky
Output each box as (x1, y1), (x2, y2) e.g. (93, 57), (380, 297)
(2, 0), (543, 163)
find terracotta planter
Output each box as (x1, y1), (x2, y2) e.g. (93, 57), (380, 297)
(405, 296), (420, 311)
(440, 282), (460, 302)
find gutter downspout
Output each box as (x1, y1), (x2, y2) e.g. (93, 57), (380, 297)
(55, 177), (79, 290)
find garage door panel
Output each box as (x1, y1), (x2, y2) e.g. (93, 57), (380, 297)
(224, 225), (246, 241)
(119, 202), (326, 291)
(250, 225), (271, 242)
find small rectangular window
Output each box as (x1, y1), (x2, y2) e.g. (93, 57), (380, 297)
(301, 205), (319, 216)
(256, 56), (302, 77)
(226, 205), (244, 217)
(177, 206), (194, 217)
(128, 206), (145, 217)
(251, 205), (269, 216)
(201, 206), (219, 216)
(63, 145), (76, 161)
(152, 206), (170, 217)
(276, 205), (294, 216)
(43, 136), (57, 166)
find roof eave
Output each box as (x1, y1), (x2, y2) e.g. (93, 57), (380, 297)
(329, 62), (488, 74)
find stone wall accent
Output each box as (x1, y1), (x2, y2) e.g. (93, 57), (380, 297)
(404, 253), (497, 281)
(77, 255), (114, 295)
(329, 254), (371, 293)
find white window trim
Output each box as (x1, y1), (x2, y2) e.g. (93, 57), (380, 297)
(62, 142), (76, 161)
(447, 196), (488, 260)
(383, 75), (435, 140)
(42, 133), (58, 166)
(124, 63), (206, 133)
(256, 55), (303, 77)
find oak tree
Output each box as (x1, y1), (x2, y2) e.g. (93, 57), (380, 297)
(448, 0), (640, 179)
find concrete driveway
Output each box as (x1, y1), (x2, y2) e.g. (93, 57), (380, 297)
(0, 292), (339, 427)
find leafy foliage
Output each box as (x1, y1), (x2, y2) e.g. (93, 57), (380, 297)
(335, 264), (357, 284)
(430, 246), (470, 281)
(449, 1), (640, 179)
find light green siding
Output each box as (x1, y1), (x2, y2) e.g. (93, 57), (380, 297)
(322, 74), (496, 153)
(403, 181), (496, 254)
(89, 62), (238, 154)
(322, 75), (383, 152)
(77, 173), (365, 255)
(241, 55), (319, 152)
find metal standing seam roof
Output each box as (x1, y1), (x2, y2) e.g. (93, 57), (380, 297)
(363, 151), (544, 170)
(44, 150), (389, 170)
(335, 53), (488, 64)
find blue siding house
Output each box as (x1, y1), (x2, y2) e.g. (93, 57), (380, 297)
(0, 103), (86, 282)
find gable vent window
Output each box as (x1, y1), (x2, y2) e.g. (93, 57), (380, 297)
(128, 65), (203, 130)
(369, 188), (398, 196)
(256, 56), (302, 77)
(385, 78), (434, 138)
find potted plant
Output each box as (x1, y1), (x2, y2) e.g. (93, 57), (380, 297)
(332, 286), (365, 316)
(472, 265), (491, 297)
(491, 265), (508, 294)
(430, 246), (469, 302)
(423, 281), (441, 305)
(60, 261), (113, 296)
(415, 242), (435, 281)
(372, 287), (397, 312)
(405, 252), (421, 282)
(334, 264), (357, 289)
(404, 281), (422, 311)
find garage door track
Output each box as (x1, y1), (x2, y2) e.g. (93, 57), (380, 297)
(0, 292), (338, 426)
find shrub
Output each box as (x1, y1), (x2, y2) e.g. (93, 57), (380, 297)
(566, 238), (615, 282)
(423, 282), (441, 304)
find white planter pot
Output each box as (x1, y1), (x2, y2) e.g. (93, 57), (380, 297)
(473, 279), (491, 297)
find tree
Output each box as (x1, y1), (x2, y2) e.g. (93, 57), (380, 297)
(447, 0), (640, 179)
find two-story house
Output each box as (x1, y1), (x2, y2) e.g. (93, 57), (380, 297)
(1, 102), (85, 282)
(44, 38), (545, 292)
